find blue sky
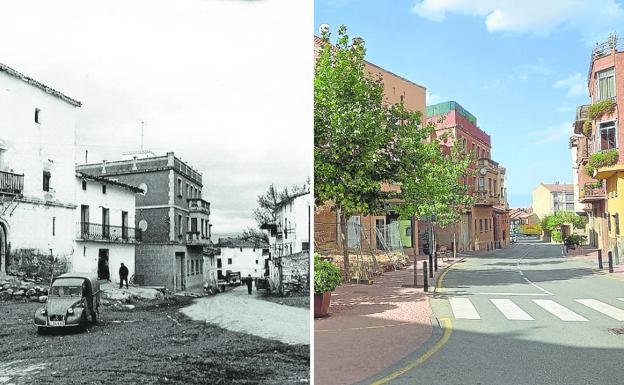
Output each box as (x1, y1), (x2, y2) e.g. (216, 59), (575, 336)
(315, 0), (624, 207)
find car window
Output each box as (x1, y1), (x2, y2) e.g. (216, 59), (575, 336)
(50, 286), (82, 296)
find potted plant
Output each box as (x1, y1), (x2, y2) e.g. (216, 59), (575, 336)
(314, 253), (342, 318)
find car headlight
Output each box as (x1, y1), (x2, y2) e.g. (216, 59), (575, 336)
(67, 308), (74, 315)
(40, 308), (47, 315)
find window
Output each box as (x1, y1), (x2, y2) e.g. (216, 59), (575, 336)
(82, 180), (87, 190)
(599, 121), (617, 150)
(255, 260), (259, 264)
(102, 184), (107, 194)
(178, 214), (183, 236)
(35, 108), (41, 123)
(478, 177), (485, 191)
(400, 94), (404, 104)
(177, 178), (182, 197)
(616, 213), (620, 236)
(102, 208), (110, 238)
(479, 219), (483, 232)
(217, 259), (222, 268)
(43, 171), (51, 192)
(121, 211), (128, 240)
(596, 67), (615, 100)
(52, 217), (55, 236)
(228, 258), (232, 265)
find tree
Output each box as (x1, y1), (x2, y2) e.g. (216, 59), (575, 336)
(315, 26), (474, 282)
(315, 26), (393, 280)
(540, 211), (588, 242)
(240, 226), (269, 243)
(253, 182), (310, 227)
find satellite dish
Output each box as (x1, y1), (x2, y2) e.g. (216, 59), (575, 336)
(319, 24), (330, 34)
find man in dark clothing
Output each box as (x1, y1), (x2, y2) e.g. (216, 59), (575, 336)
(119, 263), (129, 289)
(244, 274), (253, 295)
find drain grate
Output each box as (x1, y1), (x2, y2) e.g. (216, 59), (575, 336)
(608, 328), (624, 335)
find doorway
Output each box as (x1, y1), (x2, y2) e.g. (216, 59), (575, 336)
(97, 249), (110, 280)
(175, 252), (185, 291)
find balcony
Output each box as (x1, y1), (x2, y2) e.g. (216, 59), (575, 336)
(474, 190), (497, 206)
(0, 170), (24, 195)
(185, 231), (211, 245)
(580, 181), (606, 202)
(573, 104), (590, 135)
(76, 222), (140, 243)
(188, 198), (210, 215)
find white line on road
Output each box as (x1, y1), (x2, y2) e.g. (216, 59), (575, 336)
(575, 299), (624, 321)
(617, 298), (624, 302)
(491, 299), (534, 320)
(522, 277), (554, 295)
(478, 292), (549, 296)
(532, 299), (588, 321)
(449, 298), (480, 319)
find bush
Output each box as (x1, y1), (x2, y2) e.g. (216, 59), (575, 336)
(314, 254), (342, 294)
(551, 231), (562, 243)
(585, 149), (618, 177)
(565, 234), (587, 246)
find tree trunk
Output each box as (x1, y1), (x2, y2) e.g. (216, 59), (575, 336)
(339, 210), (350, 282)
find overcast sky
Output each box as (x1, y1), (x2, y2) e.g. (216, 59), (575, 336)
(0, 0), (312, 238)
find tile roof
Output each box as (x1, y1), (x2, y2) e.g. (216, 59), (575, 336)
(542, 183), (573, 193)
(76, 172), (144, 193)
(217, 237), (268, 249)
(0, 62), (81, 107)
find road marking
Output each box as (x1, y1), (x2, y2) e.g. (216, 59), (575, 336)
(449, 298), (480, 319)
(490, 299), (534, 320)
(478, 292), (549, 296)
(522, 277), (554, 295)
(367, 318), (452, 385)
(575, 299), (624, 321)
(532, 300), (588, 321)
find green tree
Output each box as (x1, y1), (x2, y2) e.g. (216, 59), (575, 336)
(315, 26), (392, 279)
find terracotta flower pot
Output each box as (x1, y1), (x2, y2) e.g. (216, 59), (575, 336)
(314, 292), (332, 318)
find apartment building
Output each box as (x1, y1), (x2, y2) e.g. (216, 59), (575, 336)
(0, 62), (81, 275)
(425, 101), (510, 251)
(76, 151), (214, 291)
(531, 183), (575, 220)
(570, 33), (624, 258)
(216, 237), (269, 279)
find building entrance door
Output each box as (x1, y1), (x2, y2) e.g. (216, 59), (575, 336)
(97, 249), (110, 280)
(175, 252), (185, 291)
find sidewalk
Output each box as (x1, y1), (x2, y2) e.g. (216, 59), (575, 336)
(569, 247), (624, 277)
(314, 254), (461, 385)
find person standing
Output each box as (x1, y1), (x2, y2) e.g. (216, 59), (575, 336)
(119, 263), (129, 289)
(244, 274), (253, 295)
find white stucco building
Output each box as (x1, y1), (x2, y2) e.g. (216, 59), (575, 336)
(72, 172), (141, 283)
(0, 62), (81, 275)
(261, 191), (310, 292)
(216, 237), (269, 279)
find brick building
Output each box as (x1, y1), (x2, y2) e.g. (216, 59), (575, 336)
(425, 101), (510, 251)
(76, 151), (214, 291)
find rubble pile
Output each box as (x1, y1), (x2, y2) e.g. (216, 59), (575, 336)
(0, 276), (49, 302)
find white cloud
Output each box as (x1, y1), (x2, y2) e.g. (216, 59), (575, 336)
(530, 122), (573, 145)
(412, 0), (624, 35)
(0, 0), (312, 235)
(554, 72), (587, 98)
(510, 62), (552, 82)
(482, 79), (502, 91)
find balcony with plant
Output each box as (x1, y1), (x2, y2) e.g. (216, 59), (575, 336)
(584, 149), (619, 176)
(582, 99), (615, 136)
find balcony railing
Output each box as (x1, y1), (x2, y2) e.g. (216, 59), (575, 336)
(474, 190), (497, 206)
(0, 170), (24, 195)
(76, 222), (140, 243)
(580, 181), (606, 202)
(477, 158), (499, 173)
(188, 198), (210, 214)
(185, 231), (210, 245)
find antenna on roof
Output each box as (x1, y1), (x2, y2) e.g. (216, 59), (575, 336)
(140, 120), (145, 151)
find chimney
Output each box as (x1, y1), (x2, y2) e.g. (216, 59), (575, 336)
(132, 156), (138, 171)
(167, 152), (175, 167)
(102, 160), (107, 174)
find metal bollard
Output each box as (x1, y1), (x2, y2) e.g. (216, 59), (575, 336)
(608, 251), (614, 273)
(428, 253), (434, 278)
(598, 249), (603, 270)
(423, 261), (429, 292)
(434, 252), (438, 271)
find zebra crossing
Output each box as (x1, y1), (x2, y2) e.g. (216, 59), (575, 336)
(449, 296), (624, 322)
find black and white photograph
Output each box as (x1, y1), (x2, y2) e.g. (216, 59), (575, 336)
(0, 1), (311, 384)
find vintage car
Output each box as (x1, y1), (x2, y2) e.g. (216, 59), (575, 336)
(34, 273), (100, 332)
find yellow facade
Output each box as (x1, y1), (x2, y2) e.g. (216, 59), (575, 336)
(604, 172), (624, 263)
(531, 184), (553, 220)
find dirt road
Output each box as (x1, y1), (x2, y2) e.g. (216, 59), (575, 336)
(0, 297), (309, 384)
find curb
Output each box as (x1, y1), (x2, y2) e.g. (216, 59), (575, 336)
(432, 257), (465, 293)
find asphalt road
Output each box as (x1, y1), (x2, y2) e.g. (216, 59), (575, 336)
(361, 243), (624, 385)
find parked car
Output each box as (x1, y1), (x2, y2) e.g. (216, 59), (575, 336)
(34, 273), (100, 333)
